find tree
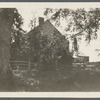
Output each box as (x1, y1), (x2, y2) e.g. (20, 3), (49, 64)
(29, 17), (37, 30)
(0, 8), (15, 91)
(10, 9), (24, 61)
(44, 8), (100, 53)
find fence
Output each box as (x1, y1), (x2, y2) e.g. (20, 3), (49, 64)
(10, 61), (35, 70)
(73, 61), (100, 71)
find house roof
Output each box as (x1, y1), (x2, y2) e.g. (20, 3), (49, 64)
(45, 20), (63, 36)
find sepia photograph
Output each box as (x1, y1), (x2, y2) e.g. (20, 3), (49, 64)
(1, 2), (100, 97)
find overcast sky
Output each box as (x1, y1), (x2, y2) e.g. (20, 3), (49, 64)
(1, 2), (100, 61)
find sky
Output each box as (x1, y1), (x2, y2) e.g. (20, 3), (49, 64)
(1, 2), (100, 62)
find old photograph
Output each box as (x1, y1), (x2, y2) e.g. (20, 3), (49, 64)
(1, 2), (100, 94)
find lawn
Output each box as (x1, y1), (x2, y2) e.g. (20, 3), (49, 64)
(13, 66), (100, 92)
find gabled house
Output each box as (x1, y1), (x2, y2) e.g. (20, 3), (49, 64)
(28, 17), (73, 70)
(28, 17), (69, 53)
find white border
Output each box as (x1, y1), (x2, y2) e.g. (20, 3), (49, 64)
(0, 92), (100, 98)
(0, 2), (100, 9)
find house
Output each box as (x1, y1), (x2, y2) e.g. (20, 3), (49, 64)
(28, 17), (69, 53)
(28, 17), (72, 68)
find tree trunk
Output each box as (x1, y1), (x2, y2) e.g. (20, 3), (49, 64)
(0, 9), (14, 91)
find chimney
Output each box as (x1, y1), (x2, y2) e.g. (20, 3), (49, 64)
(39, 17), (44, 26)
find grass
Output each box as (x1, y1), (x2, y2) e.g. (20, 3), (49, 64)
(12, 66), (100, 92)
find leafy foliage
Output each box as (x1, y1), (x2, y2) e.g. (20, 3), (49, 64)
(10, 9), (24, 60)
(44, 8), (100, 52)
(29, 17), (37, 30)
